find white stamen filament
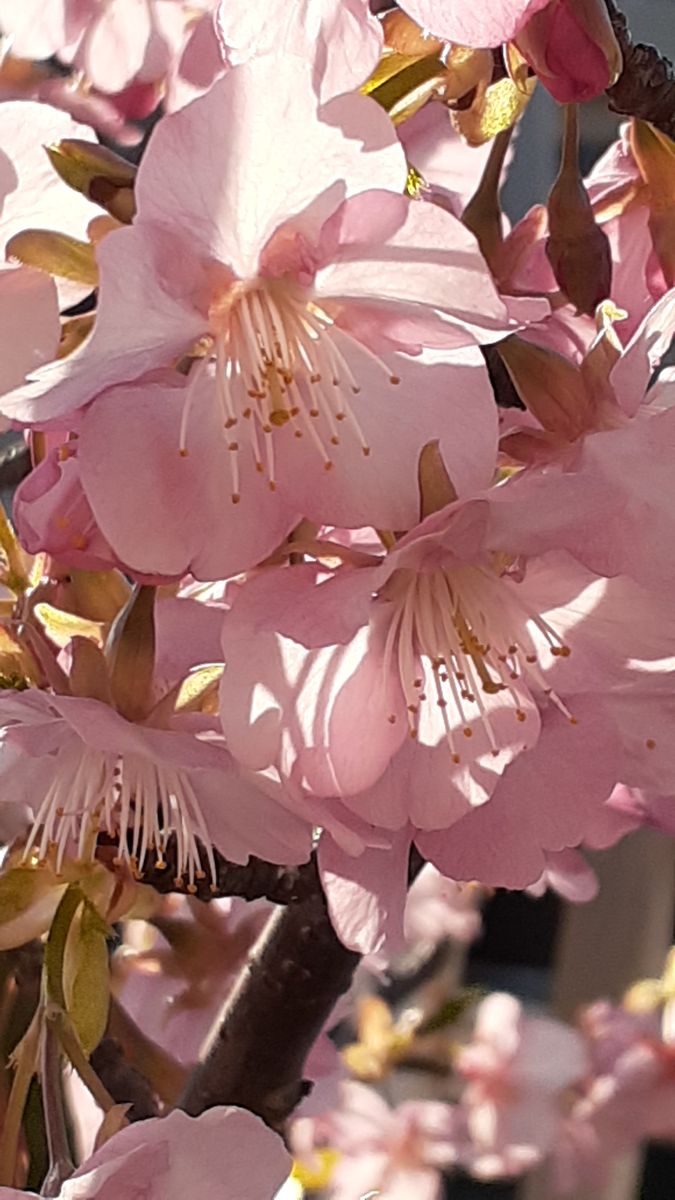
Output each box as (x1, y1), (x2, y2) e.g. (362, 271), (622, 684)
(381, 563), (575, 760)
(22, 747), (217, 891)
(180, 281), (400, 500)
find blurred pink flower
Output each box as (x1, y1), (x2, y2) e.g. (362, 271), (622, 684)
(456, 992), (588, 1178)
(0, 1106), (291, 1199)
(300, 1080), (457, 1200)
(404, 864), (482, 947)
(0, 0), (217, 100)
(552, 1003), (675, 1193)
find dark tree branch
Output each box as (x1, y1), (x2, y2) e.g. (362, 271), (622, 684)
(129, 837), (320, 905)
(177, 874), (359, 1129)
(605, 1), (675, 139)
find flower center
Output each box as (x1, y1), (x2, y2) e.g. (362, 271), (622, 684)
(22, 745), (217, 891)
(180, 279), (399, 502)
(381, 563), (575, 761)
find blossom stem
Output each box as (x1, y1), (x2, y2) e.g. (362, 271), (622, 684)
(39, 1020), (74, 1197)
(53, 1009), (118, 1116)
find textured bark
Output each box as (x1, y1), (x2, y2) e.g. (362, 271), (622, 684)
(605, 1), (675, 139)
(177, 882), (359, 1128)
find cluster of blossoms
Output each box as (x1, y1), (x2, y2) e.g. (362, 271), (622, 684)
(0, 0), (673, 1195)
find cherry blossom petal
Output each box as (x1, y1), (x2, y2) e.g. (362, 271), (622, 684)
(396, 0), (550, 48)
(77, 373), (298, 579)
(220, 600), (408, 795)
(81, 0), (152, 94)
(63, 1106), (292, 1200)
(316, 193), (548, 349)
(318, 828), (410, 954)
(417, 696), (622, 887)
(215, 0), (383, 101)
(135, 59), (405, 280)
(0, 268), (60, 398)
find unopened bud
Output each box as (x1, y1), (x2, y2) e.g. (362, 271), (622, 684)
(545, 105), (612, 315)
(630, 120), (675, 288)
(46, 139), (136, 224)
(516, 0), (622, 103)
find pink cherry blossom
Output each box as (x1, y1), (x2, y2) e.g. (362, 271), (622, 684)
(514, 0), (622, 103)
(13, 436), (125, 573)
(219, 463), (675, 811)
(0, 593), (312, 886)
(0, 56), (546, 579)
(456, 992), (588, 1178)
(0, 1106), (291, 1199)
(215, 0), (383, 101)
(0, 101), (98, 399)
(298, 1080), (458, 1200)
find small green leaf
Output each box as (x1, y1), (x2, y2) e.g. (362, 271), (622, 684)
(63, 899), (111, 1056)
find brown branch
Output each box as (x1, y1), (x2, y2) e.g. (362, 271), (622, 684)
(130, 838), (320, 905)
(177, 871), (359, 1129)
(605, 0), (675, 139)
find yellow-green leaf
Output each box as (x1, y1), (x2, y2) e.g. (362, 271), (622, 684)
(6, 230), (98, 286)
(46, 138), (136, 195)
(63, 899), (111, 1055)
